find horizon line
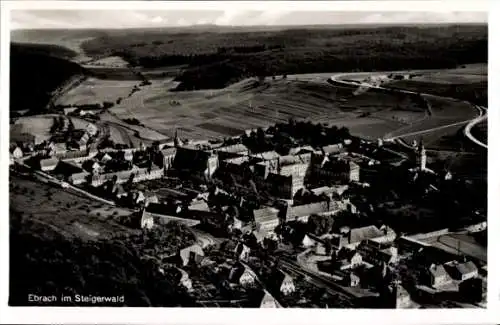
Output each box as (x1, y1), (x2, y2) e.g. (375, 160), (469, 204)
(11, 21), (488, 32)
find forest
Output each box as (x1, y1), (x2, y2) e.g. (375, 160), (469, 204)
(9, 210), (197, 307)
(10, 43), (87, 113)
(80, 24), (488, 91)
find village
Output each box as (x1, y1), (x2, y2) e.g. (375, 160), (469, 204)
(9, 115), (487, 308)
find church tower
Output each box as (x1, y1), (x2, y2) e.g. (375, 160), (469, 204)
(417, 138), (426, 170)
(174, 128), (184, 148)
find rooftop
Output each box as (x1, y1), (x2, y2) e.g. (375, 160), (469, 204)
(288, 201), (330, 219)
(253, 206), (280, 224)
(349, 225), (385, 244)
(251, 151), (280, 161)
(217, 143), (248, 153)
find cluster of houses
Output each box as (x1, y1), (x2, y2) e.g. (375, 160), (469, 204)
(10, 121), (99, 167)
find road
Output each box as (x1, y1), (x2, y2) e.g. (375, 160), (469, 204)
(330, 73), (486, 149)
(464, 106), (487, 149)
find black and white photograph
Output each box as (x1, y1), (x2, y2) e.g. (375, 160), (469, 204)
(0, 0), (494, 321)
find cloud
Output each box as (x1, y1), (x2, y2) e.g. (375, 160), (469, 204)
(151, 16), (164, 24)
(176, 18), (189, 26)
(214, 9), (247, 25)
(10, 9), (487, 30)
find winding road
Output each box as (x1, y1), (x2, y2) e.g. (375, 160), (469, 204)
(329, 73), (487, 149)
(464, 106), (487, 149)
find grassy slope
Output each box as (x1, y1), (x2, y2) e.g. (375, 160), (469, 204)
(9, 174), (196, 306)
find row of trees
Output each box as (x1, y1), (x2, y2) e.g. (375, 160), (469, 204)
(241, 119), (353, 154)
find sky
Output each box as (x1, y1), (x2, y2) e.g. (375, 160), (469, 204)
(11, 10), (487, 30)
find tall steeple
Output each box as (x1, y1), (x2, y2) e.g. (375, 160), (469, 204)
(418, 138), (426, 170)
(174, 128), (183, 148)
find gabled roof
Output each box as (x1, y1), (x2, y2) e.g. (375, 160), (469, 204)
(289, 201), (330, 219)
(454, 261), (478, 275)
(349, 225), (385, 244)
(180, 244), (205, 262)
(217, 143), (248, 153)
(70, 171), (89, 182)
(57, 149), (88, 160)
(289, 146), (315, 156)
(252, 230), (267, 243)
(40, 157), (59, 168)
(161, 147), (177, 156)
(251, 151), (280, 161)
(53, 142), (67, 151)
(322, 143), (343, 155)
(253, 207), (280, 224)
(429, 264), (449, 280)
(260, 291), (279, 308)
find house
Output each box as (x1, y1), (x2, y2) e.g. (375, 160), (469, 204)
(229, 263), (256, 288)
(390, 282), (413, 308)
(112, 183), (127, 198)
(286, 201), (332, 222)
(289, 145), (315, 156)
(216, 143), (249, 160)
(86, 123), (98, 136)
(343, 272), (360, 287)
(178, 268), (193, 291)
(145, 194), (159, 206)
(235, 242), (251, 261)
(140, 208), (154, 230)
(11, 146), (23, 159)
(189, 200), (210, 212)
(253, 207), (280, 234)
(427, 264), (452, 288)
(69, 172), (90, 185)
(239, 268), (256, 287)
(231, 217), (244, 230)
(251, 151), (280, 162)
(321, 143), (344, 155)
(63, 107), (78, 115)
(78, 133), (90, 150)
(40, 158), (59, 171)
(445, 261), (478, 281)
(311, 185), (349, 197)
(348, 225), (388, 246)
(100, 153), (113, 163)
(335, 248), (363, 270)
(260, 291), (280, 308)
(51, 142), (67, 156)
(179, 244), (205, 266)
(312, 156), (360, 183)
(252, 230), (267, 244)
(302, 234), (316, 248)
(160, 147), (177, 169)
(279, 272), (295, 295)
(123, 150), (134, 162)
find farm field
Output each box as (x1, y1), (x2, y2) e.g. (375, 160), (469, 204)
(106, 77), (431, 141)
(53, 65), (483, 146)
(55, 77), (139, 106)
(11, 114), (98, 143)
